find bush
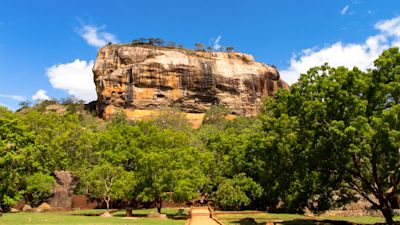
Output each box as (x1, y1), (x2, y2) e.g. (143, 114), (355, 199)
(25, 173), (55, 207)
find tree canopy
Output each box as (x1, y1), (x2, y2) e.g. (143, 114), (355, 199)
(0, 48), (398, 224)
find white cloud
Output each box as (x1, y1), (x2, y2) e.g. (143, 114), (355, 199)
(341, 5), (350, 15)
(32, 89), (50, 101)
(0, 94), (25, 102)
(213, 35), (222, 51)
(281, 16), (400, 85)
(46, 59), (97, 102)
(375, 16), (400, 37)
(77, 23), (118, 48)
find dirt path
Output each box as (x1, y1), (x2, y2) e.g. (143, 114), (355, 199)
(189, 207), (220, 225)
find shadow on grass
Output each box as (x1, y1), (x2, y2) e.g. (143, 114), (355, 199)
(112, 212), (188, 220)
(72, 209), (188, 220)
(231, 218), (361, 225)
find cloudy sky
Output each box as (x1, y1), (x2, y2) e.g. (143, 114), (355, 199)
(0, 0), (399, 110)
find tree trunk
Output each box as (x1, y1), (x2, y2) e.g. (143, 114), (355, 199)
(381, 207), (394, 225)
(157, 199), (163, 214)
(104, 197), (110, 212)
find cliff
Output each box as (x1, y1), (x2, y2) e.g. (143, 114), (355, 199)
(93, 45), (289, 127)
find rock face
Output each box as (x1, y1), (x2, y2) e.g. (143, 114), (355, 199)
(49, 171), (78, 210)
(93, 45), (289, 126)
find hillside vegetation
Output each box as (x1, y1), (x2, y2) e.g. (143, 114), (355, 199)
(0, 48), (399, 224)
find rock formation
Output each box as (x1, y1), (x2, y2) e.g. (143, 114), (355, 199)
(93, 45), (289, 127)
(49, 171), (78, 210)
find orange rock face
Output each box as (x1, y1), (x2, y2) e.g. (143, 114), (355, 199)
(93, 45), (289, 126)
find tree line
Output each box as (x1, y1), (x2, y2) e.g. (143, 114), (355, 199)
(0, 48), (399, 224)
(130, 37), (235, 52)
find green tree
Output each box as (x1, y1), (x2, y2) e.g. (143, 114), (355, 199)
(86, 163), (135, 211)
(203, 105), (230, 125)
(20, 111), (91, 172)
(0, 107), (35, 206)
(214, 173), (263, 210)
(148, 37), (155, 45)
(135, 127), (206, 213)
(25, 173), (55, 207)
(154, 38), (164, 47)
(226, 46), (235, 52)
(18, 100), (32, 109)
(131, 39), (141, 45)
(153, 107), (190, 131)
(95, 113), (142, 170)
(139, 37), (146, 44)
(260, 48), (400, 224)
(195, 43), (205, 51)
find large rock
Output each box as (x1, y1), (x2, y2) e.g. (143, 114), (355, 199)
(10, 208), (19, 213)
(22, 204), (32, 212)
(100, 211), (113, 217)
(71, 195), (101, 210)
(37, 202), (51, 210)
(49, 171), (78, 210)
(93, 45), (289, 127)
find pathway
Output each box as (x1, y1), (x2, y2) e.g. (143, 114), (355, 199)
(189, 207), (220, 225)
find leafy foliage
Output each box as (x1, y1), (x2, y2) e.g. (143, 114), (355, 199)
(258, 48), (400, 224)
(215, 173), (262, 209)
(85, 163), (135, 211)
(0, 48), (398, 224)
(25, 173), (55, 206)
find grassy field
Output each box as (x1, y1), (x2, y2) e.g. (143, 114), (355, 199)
(216, 211), (400, 224)
(65, 208), (188, 216)
(0, 208), (187, 225)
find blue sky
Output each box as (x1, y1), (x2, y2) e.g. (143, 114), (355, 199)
(0, 0), (399, 110)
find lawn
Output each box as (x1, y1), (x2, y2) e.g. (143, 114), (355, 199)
(66, 208), (188, 216)
(216, 211), (400, 225)
(0, 208), (187, 225)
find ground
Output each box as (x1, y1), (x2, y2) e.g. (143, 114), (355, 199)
(190, 207), (219, 225)
(1, 208), (399, 225)
(215, 211), (400, 225)
(0, 208), (186, 225)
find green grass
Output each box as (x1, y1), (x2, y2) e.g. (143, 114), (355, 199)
(0, 208), (187, 225)
(216, 211), (307, 220)
(67, 208), (188, 216)
(216, 211), (400, 225)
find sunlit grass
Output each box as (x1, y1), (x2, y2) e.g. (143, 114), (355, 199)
(216, 211), (400, 225)
(0, 208), (188, 225)
(67, 207), (188, 216)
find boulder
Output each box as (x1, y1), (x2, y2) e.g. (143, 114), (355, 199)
(71, 195), (101, 210)
(100, 211), (113, 217)
(10, 208), (19, 213)
(37, 202), (51, 210)
(147, 211), (167, 218)
(22, 204), (32, 212)
(304, 207), (314, 217)
(49, 171), (78, 210)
